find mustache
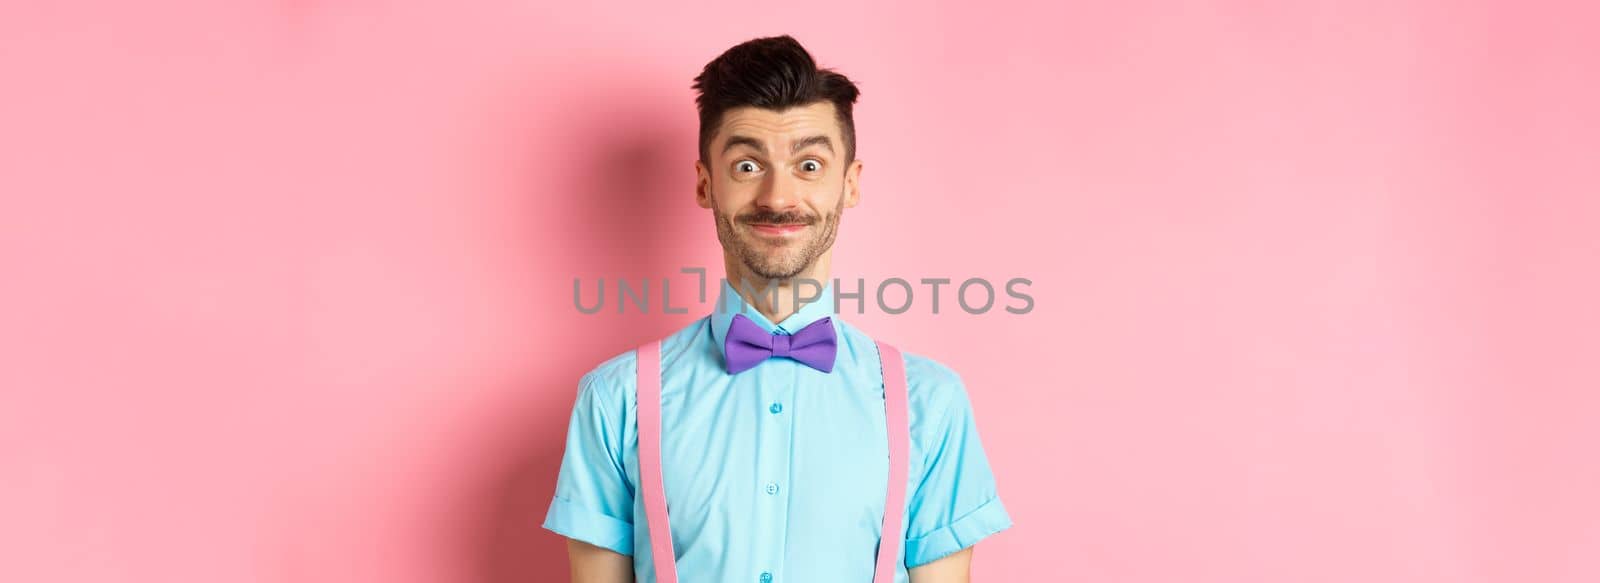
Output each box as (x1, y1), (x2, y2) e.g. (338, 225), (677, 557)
(738, 210), (817, 226)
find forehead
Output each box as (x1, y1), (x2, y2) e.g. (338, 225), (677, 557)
(712, 102), (841, 156)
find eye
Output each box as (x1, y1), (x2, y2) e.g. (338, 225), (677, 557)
(734, 160), (762, 174)
(799, 159), (823, 173)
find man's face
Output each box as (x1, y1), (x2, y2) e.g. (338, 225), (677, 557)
(696, 101), (863, 281)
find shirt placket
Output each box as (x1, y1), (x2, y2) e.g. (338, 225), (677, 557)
(751, 356), (796, 583)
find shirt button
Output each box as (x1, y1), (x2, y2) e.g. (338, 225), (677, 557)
(764, 482), (778, 495)
(759, 572), (772, 583)
(769, 402), (783, 414)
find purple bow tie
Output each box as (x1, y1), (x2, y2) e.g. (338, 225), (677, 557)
(723, 313), (838, 375)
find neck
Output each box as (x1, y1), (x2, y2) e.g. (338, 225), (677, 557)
(724, 251), (833, 324)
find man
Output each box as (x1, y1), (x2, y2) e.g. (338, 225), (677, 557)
(543, 35), (1011, 582)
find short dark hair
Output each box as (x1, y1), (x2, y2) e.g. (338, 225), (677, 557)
(692, 35), (861, 164)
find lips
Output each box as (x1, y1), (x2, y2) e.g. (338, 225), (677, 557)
(748, 223), (807, 236)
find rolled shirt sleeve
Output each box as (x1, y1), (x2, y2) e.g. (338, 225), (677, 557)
(901, 356), (1014, 567)
(542, 365), (637, 556)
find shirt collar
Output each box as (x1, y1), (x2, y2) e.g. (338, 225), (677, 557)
(711, 278), (840, 363)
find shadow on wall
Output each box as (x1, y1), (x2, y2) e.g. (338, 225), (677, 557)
(467, 74), (706, 582)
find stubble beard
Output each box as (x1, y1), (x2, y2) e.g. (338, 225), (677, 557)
(711, 187), (845, 282)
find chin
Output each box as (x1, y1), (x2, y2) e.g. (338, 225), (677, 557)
(747, 258), (807, 280)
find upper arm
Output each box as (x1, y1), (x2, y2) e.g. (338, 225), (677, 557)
(542, 364), (639, 557)
(566, 538), (635, 583)
(902, 357), (1014, 568)
(908, 546), (973, 583)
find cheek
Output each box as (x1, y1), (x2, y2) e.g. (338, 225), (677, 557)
(809, 180), (847, 208)
(715, 179), (759, 205)
(710, 182), (749, 216)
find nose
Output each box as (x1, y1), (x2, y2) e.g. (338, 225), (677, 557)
(754, 168), (799, 212)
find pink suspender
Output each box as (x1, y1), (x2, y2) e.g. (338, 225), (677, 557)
(874, 342), (911, 583)
(635, 340), (910, 583)
(635, 340), (676, 583)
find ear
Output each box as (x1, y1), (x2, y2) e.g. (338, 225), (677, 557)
(843, 158), (863, 209)
(694, 159), (713, 209)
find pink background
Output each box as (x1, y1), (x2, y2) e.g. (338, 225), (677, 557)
(3, 1), (1598, 581)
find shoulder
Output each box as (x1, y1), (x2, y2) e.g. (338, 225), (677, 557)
(898, 350), (974, 420)
(574, 348), (637, 413)
(836, 320), (972, 411)
(575, 316), (713, 407)
(901, 350), (964, 390)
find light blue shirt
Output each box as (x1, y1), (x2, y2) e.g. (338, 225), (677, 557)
(543, 280), (1012, 582)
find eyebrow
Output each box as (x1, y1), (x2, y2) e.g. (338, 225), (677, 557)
(720, 135), (835, 157)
